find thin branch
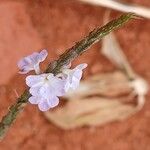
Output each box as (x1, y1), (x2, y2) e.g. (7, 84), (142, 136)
(0, 13), (136, 140)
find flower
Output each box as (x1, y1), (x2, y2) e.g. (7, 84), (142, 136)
(18, 48), (88, 111)
(60, 63), (88, 91)
(26, 73), (66, 111)
(18, 49), (48, 74)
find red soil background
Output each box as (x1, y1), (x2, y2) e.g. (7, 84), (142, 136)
(0, 0), (150, 149)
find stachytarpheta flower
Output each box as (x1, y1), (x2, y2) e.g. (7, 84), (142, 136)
(59, 63), (88, 91)
(26, 73), (66, 111)
(18, 49), (48, 74)
(18, 50), (88, 111)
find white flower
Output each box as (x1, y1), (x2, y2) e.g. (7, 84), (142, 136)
(18, 49), (48, 74)
(60, 63), (88, 91)
(26, 73), (66, 111)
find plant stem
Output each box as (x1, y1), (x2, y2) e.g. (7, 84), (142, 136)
(0, 13), (136, 139)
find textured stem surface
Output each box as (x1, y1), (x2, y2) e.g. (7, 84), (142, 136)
(0, 13), (136, 139)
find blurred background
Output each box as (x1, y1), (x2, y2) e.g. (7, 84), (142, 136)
(0, 0), (150, 150)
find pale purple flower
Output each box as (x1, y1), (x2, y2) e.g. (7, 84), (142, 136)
(26, 73), (66, 111)
(60, 63), (88, 91)
(18, 49), (48, 74)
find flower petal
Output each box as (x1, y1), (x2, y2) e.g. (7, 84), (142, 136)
(19, 69), (31, 74)
(38, 100), (50, 111)
(17, 58), (33, 74)
(47, 74), (66, 96)
(52, 78), (66, 96)
(75, 63), (88, 70)
(18, 57), (30, 68)
(26, 74), (47, 87)
(72, 69), (82, 80)
(29, 86), (42, 96)
(38, 84), (54, 99)
(64, 80), (71, 92)
(70, 76), (80, 90)
(28, 96), (41, 104)
(38, 49), (48, 61)
(47, 96), (59, 108)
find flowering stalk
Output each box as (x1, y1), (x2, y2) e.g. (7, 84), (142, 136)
(0, 13), (136, 139)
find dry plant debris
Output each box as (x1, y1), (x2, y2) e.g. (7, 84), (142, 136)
(44, 72), (143, 129)
(44, 31), (148, 129)
(80, 0), (150, 19)
(101, 32), (149, 109)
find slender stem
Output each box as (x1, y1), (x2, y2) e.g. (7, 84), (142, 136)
(0, 13), (136, 139)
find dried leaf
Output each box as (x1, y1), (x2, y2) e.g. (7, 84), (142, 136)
(80, 0), (150, 19)
(101, 30), (148, 109)
(44, 97), (138, 129)
(101, 32), (136, 79)
(44, 72), (139, 129)
(65, 71), (132, 98)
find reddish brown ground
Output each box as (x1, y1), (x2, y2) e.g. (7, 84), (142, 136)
(0, 0), (150, 150)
